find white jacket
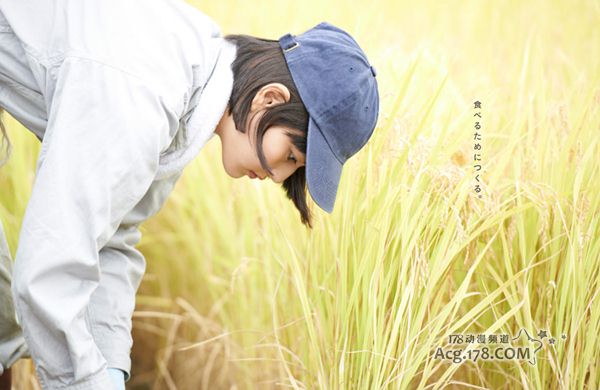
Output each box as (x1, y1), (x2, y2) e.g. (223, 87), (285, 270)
(0, 0), (236, 388)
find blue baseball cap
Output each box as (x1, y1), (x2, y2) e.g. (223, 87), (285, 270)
(278, 22), (379, 213)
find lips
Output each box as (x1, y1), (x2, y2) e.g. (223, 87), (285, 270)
(248, 170), (266, 180)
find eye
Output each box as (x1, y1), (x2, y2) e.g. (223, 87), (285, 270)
(288, 151), (297, 163)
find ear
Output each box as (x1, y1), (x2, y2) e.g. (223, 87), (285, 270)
(251, 83), (291, 111)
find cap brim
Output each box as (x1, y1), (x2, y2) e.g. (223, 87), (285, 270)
(306, 117), (343, 213)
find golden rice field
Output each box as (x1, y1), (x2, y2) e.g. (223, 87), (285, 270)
(1, 0), (599, 388)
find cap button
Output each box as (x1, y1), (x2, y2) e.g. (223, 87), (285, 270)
(370, 65), (377, 77)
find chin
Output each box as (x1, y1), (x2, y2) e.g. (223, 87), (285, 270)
(221, 160), (243, 179)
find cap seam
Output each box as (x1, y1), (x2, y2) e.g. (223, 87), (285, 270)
(312, 86), (362, 121)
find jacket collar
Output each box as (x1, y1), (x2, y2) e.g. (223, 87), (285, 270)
(156, 38), (237, 180)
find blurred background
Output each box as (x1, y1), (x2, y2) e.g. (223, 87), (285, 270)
(1, 0), (599, 388)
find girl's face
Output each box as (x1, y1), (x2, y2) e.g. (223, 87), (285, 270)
(214, 83), (306, 183)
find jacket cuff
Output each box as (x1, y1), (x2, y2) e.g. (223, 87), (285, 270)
(102, 350), (132, 383)
(37, 366), (114, 390)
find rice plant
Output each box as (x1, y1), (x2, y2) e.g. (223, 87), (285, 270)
(1, 0), (598, 388)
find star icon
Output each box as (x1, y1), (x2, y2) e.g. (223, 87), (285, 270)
(511, 329), (543, 365)
(549, 338), (556, 345)
(537, 330), (548, 339)
(561, 334), (567, 340)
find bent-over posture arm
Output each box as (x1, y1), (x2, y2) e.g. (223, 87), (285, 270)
(11, 56), (174, 389)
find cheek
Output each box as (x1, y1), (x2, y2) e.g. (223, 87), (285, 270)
(260, 137), (279, 167)
(261, 134), (292, 174)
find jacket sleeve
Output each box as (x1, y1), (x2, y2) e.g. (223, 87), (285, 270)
(88, 171), (183, 384)
(10, 56), (175, 389)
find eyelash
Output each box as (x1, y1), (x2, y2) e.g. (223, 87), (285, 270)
(288, 152), (297, 163)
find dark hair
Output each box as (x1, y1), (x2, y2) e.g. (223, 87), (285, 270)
(223, 34), (313, 229)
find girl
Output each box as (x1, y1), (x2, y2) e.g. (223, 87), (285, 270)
(0, 0), (379, 389)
